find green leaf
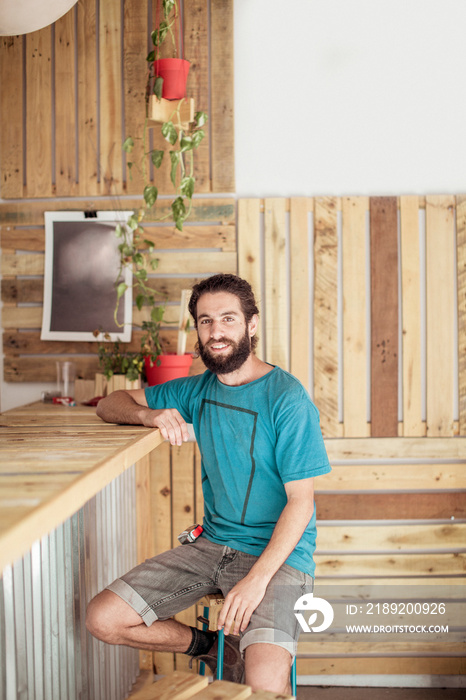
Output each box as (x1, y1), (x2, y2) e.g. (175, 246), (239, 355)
(116, 282), (127, 300)
(163, 0), (175, 19)
(162, 121), (177, 145)
(170, 151), (180, 187)
(194, 111), (208, 128)
(120, 244), (133, 257)
(180, 176), (195, 199)
(151, 306), (165, 322)
(133, 252), (144, 265)
(146, 50), (155, 62)
(192, 130), (205, 148)
(180, 135), (193, 152)
(153, 76), (164, 100)
(151, 149), (164, 168)
(143, 239), (155, 251)
(135, 294), (145, 310)
(150, 258), (159, 270)
(135, 269), (148, 281)
(143, 185), (158, 207)
(127, 213), (139, 230)
(122, 136), (134, 153)
(172, 196), (186, 231)
(115, 224), (124, 238)
(151, 23), (169, 47)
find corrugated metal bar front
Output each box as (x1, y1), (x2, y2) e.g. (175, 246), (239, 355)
(0, 464), (139, 700)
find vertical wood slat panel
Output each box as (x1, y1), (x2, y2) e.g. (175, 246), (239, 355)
(150, 441), (175, 676)
(210, 0), (235, 192)
(184, 0), (210, 193)
(370, 196), (399, 437)
(342, 196), (369, 437)
(290, 198), (311, 391)
(237, 198), (263, 360)
(148, 0), (178, 195)
(171, 443), (196, 672)
(55, 8), (77, 196)
(99, 0), (123, 195)
(400, 195), (425, 436)
(0, 36), (23, 198)
(77, 0), (99, 196)
(25, 28), (53, 197)
(264, 198), (288, 369)
(314, 196), (339, 437)
(458, 195), (466, 436)
(426, 195), (456, 436)
(123, 0), (148, 196)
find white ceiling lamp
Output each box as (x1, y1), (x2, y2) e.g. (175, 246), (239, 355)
(0, 0), (79, 36)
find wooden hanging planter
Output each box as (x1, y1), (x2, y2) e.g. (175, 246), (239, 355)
(148, 95), (195, 128)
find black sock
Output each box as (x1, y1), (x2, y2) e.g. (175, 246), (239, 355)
(186, 626), (217, 656)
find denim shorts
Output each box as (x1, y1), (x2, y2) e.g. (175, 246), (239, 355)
(107, 536), (314, 657)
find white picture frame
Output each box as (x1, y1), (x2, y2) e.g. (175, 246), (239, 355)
(41, 210), (134, 342)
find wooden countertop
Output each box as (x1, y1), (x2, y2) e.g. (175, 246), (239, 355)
(0, 401), (163, 571)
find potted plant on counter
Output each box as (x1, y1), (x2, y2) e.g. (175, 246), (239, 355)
(94, 334), (144, 394)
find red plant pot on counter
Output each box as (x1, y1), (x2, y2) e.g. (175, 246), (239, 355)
(144, 353), (193, 386)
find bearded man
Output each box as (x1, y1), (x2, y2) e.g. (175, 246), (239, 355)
(86, 273), (330, 695)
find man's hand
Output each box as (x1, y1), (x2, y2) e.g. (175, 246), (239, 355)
(217, 574), (268, 636)
(148, 408), (189, 446)
(96, 389), (189, 446)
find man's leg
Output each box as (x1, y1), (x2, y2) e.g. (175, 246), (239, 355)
(244, 643), (292, 694)
(86, 589), (193, 652)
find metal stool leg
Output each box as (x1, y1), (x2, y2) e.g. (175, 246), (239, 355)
(291, 655), (297, 695)
(216, 627), (225, 680)
(199, 605), (209, 677)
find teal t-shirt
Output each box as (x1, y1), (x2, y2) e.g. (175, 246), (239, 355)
(145, 366), (331, 575)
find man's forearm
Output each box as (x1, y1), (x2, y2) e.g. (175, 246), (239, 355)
(247, 495), (314, 585)
(96, 391), (151, 425)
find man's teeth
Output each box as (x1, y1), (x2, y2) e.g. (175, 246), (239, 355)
(212, 343), (228, 349)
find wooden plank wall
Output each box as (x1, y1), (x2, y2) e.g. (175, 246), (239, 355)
(0, 198), (236, 382)
(238, 195), (465, 439)
(0, 0), (234, 198)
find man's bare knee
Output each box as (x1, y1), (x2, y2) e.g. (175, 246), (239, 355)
(244, 643), (292, 693)
(86, 589), (143, 644)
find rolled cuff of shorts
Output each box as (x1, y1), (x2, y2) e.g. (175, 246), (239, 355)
(106, 578), (158, 627)
(239, 627), (297, 659)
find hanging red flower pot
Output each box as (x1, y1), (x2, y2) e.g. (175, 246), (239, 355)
(153, 58), (191, 100)
(144, 353), (193, 386)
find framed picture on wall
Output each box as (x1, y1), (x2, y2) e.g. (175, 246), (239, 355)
(41, 210), (134, 342)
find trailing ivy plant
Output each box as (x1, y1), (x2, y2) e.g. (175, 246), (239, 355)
(104, 0), (207, 365)
(123, 105), (207, 232)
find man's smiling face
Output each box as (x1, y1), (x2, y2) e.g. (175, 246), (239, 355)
(195, 291), (255, 375)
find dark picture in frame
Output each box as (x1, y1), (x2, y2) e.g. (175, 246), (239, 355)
(41, 211), (133, 342)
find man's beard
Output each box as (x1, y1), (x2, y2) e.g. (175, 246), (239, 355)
(197, 328), (252, 375)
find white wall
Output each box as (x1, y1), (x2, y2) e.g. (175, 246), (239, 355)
(234, 0), (466, 196)
(2, 0), (465, 411)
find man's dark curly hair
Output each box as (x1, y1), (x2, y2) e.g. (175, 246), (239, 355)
(188, 274), (259, 351)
